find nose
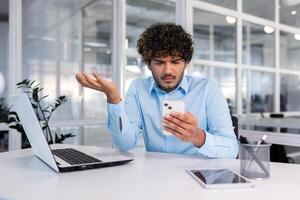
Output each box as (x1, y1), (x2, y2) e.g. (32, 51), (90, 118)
(164, 62), (173, 74)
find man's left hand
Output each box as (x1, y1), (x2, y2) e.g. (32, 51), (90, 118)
(163, 112), (206, 147)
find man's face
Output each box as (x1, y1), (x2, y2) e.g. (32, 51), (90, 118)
(148, 56), (187, 93)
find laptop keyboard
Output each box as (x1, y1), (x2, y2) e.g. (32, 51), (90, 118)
(52, 148), (102, 165)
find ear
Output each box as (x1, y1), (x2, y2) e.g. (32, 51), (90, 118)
(184, 62), (188, 69)
(183, 62), (188, 73)
(147, 60), (151, 70)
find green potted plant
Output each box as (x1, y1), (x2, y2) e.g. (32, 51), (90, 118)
(4, 79), (75, 148)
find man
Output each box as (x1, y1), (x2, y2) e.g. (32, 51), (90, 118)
(75, 23), (238, 158)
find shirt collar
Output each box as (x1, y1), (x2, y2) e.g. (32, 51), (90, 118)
(149, 75), (189, 95)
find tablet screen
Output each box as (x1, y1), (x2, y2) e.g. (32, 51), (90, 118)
(190, 169), (250, 185)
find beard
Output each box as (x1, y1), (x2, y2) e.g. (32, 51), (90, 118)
(153, 72), (184, 93)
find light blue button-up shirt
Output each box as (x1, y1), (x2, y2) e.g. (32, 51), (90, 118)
(107, 75), (239, 158)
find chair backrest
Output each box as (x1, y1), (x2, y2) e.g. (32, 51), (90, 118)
(231, 116), (238, 139)
(268, 113), (291, 163)
(270, 113), (284, 118)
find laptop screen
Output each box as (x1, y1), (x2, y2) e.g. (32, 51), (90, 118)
(13, 93), (59, 172)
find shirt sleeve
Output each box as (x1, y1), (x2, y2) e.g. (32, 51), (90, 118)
(107, 81), (143, 152)
(197, 82), (239, 158)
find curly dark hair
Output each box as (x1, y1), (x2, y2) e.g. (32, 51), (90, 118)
(137, 23), (194, 64)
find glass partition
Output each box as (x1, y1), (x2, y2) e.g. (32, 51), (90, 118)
(280, 31), (300, 70)
(22, 0), (112, 121)
(197, 0), (236, 10)
(126, 0), (175, 49)
(0, 21), (8, 101)
(242, 71), (275, 113)
(280, 0), (300, 28)
(125, 0), (176, 92)
(52, 125), (112, 147)
(190, 65), (209, 79)
(193, 8), (236, 63)
(280, 74), (300, 111)
(243, 0), (274, 21)
(213, 67), (236, 114)
(0, 0), (9, 152)
(81, 0), (112, 120)
(124, 57), (150, 92)
(242, 21), (275, 67)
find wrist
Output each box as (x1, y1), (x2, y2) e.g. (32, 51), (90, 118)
(192, 128), (206, 148)
(107, 95), (121, 104)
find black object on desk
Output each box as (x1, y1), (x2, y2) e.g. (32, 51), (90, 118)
(267, 113), (291, 163)
(269, 113), (284, 118)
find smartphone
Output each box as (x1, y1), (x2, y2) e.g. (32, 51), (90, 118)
(187, 168), (255, 189)
(162, 100), (185, 135)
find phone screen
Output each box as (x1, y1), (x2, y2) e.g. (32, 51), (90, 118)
(190, 169), (250, 185)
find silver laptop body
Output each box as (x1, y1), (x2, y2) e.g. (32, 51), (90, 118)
(13, 93), (133, 172)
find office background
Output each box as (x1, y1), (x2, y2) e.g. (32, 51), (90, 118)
(1, 0), (300, 162)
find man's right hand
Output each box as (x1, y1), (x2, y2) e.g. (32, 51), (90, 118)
(75, 72), (121, 104)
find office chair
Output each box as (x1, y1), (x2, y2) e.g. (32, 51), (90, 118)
(231, 116), (239, 159)
(267, 113), (294, 163)
(231, 116), (238, 139)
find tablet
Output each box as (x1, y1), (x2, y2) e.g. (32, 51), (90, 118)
(187, 169), (255, 189)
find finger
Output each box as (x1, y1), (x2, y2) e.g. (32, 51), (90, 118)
(169, 112), (193, 125)
(163, 125), (186, 141)
(170, 112), (188, 122)
(184, 111), (196, 119)
(79, 73), (105, 91)
(82, 73), (103, 88)
(175, 111), (197, 125)
(163, 115), (197, 137)
(75, 73), (91, 87)
(163, 118), (191, 136)
(75, 73), (87, 82)
(185, 111), (193, 117)
(92, 72), (104, 84)
(163, 124), (182, 136)
(163, 115), (189, 130)
(82, 72), (96, 83)
(92, 72), (113, 89)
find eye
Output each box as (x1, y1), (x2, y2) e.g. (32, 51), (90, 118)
(171, 60), (180, 64)
(155, 61), (164, 65)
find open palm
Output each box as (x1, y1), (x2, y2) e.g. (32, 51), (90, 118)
(75, 72), (120, 104)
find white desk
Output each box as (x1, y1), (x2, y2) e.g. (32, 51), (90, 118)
(0, 145), (300, 200)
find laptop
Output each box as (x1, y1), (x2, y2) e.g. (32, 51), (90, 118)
(13, 93), (133, 172)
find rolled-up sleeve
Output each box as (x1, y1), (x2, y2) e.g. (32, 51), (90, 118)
(107, 81), (144, 152)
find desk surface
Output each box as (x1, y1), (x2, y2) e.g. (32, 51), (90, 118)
(0, 145), (300, 200)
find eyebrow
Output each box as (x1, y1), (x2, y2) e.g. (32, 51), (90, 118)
(153, 58), (182, 62)
(171, 58), (182, 62)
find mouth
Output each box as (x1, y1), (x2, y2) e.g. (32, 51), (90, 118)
(162, 76), (176, 83)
